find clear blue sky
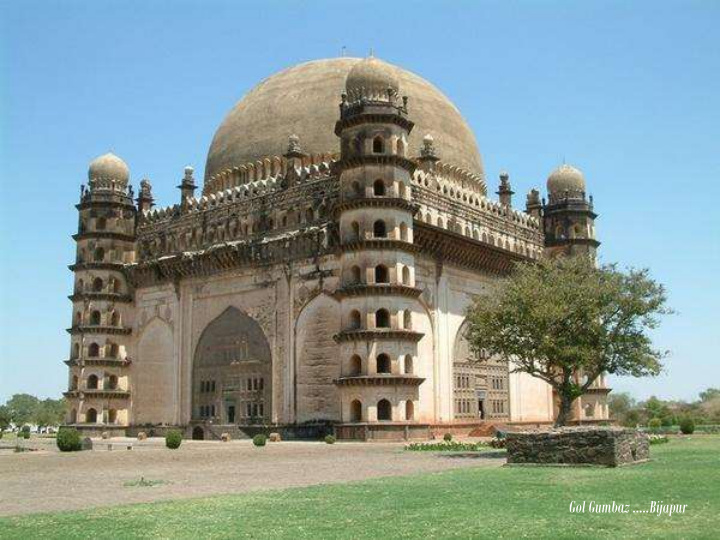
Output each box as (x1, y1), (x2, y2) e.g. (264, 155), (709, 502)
(1, 1), (718, 404)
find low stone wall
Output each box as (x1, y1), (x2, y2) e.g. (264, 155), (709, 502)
(506, 427), (649, 467)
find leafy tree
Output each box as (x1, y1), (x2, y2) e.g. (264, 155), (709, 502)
(34, 399), (67, 428)
(608, 392), (636, 424)
(5, 394), (40, 427)
(699, 388), (720, 403)
(465, 256), (671, 426)
(0, 405), (11, 431)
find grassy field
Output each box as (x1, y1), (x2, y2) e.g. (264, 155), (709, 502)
(1, 436), (718, 539)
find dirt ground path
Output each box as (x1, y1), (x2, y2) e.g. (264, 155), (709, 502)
(0, 439), (504, 516)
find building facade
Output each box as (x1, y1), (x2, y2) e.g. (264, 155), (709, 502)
(64, 57), (609, 439)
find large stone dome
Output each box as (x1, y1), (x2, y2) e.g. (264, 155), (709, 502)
(204, 57), (484, 182)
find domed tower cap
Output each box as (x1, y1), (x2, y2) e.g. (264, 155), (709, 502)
(547, 163), (585, 196)
(88, 152), (130, 185)
(345, 56), (400, 102)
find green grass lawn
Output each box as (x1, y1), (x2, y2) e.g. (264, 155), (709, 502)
(2, 436), (718, 540)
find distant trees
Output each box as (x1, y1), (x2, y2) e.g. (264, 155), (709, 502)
(1, 394), (67, 430)
(609, 388), (720, 427)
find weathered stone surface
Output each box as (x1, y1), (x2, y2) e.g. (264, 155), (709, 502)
(506, 427), (649, 467)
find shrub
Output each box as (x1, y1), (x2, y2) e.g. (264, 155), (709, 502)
(443, 433), (453, 442)
(56, 428), (82, 452)
(253, 434), (267, 447)
(648, 418), (662, 429)
(648, 434), (669, 445)
(489, 437), (506, 449)
(324, 435), (336, 444)
(22, 430), (30, 439)
(165, 429), (183, 449)
(679, 417), (695, 435)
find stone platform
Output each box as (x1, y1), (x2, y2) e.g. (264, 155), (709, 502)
(506, 427), (649, 467)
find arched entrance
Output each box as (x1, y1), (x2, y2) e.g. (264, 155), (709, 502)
(192, 307), (272, 425)
(192, 426), (205, 440)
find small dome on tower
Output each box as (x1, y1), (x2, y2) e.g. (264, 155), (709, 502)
(345, 56), (400, 101)
(88, 152), (129, 184)
(547, 164), (585, 195)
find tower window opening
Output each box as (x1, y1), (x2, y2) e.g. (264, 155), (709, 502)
(373, 179), (386, 196)
(403, 309), (412, 330)
(401, 266), (411, 285)
(377, 399), (392, 421)
(373, 136), (384, 154)
(350, 399), (362, 422)
(375, 265), (389, 284)
(88, 343), (100, 357)
(373, 220), (387, 238)
(376, 353), (391, 374)
(85, 408), (98, 423)
(350, 265), (362, 284)
(349, 310), (362, 330)
(405, 400), (414, 420)
(351, 221), (360, 241)
(96, 217), (106, 230)
(399, 222), (409, 241)
(350, 355), (362, 376)
(90, 311), (101, 325)
(375, 309), (390, 328)
(92, 277), (103, 292)
(94, 247), (105, 262)
(404, 354), (413, 374)
(86, 374), (99, 390)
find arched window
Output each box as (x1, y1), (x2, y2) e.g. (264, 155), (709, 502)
(376, 353), (391, 374)
(403, 309), (412, 330)
(85, 408), (98, 423)
(397, 138), (406, 156)
(92, 277), (103, 292)
(401, 266), (411, 285)
(351, 221), (360, 241)
(94, 247), (105, 262)
(87, 374), (99, 390)
(350, 400), (362, 422)
(405, 400), (415, 420)
(350, 355), (362, 376)
(74, 311), (82, 325)
(349, 310), (362, 330)
(375, 265), (389, 284)
(437, 217), (445, 228)
(404, 354), (413, 375)
(110, 278), (120, 293)
(88, 343), (100, 357)
(351, 181), (363, 197)
(399, 222), (409, 241)
(350, 266), (362, 284)
(373, 136), (384, 154)
(107, 375), (118, 390)
(96, 217), (106, 230)
(373, 179), (386, 196)
(108, 343), (119, 358)
(108, 409), (117, 424)
(71, 343), (80, 359)
(90, 311), (101, 325)
(377, 399), (392, 421)
(375, 309), (390, 328)
(71, 375), (78, 390)
(373, 220), (387, 238)
(110, 311), (120, 326)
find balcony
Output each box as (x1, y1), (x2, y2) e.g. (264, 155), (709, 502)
(66, 325), (132, 336)
(335, 375), (425, 387)
(333, 284), (422, 300)
(334, 329), (424, 343)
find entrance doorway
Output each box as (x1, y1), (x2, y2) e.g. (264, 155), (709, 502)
(478, 399), (485, 420)
(227, 405), (236, 424)
(192, 426), (204, 440)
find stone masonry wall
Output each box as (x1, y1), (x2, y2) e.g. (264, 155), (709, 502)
(506, 427), (649, 467)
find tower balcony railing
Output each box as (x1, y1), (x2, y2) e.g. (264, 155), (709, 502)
(66, 324), (132, 336)
(334, 283), (422, 299)
(335, 374), (425, 387)
(63, 389), (130, 399)
(334, 329), (424, 343)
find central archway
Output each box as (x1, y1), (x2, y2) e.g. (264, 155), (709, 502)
(192, 307), (272, 424)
